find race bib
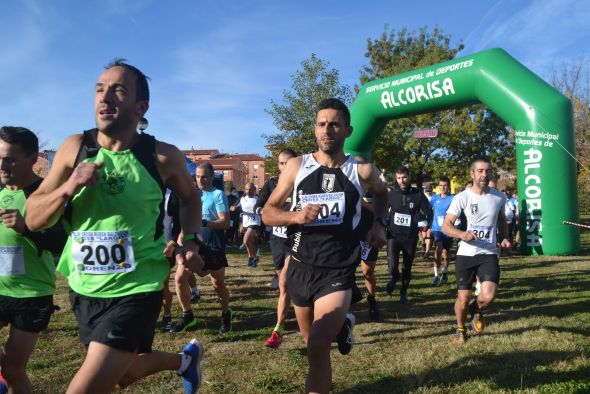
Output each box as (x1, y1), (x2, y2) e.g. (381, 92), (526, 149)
(272, 226), (288, 238)
(243, 213), (261, 227)
(72, 231), (136, 275)
(0, 246), (25, 276)
(467, 224), (494, 244)
(393, 212), (411, 227)
(360, 240), (373, 261)
(301, 192), (345, 227)
(437, 216), (445, 226)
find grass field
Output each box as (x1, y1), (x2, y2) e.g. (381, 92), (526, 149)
(5, 229), (590, 393)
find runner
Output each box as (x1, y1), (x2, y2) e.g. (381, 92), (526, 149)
(262, 98), (388, 394)
(385, 166), (433, 305)
(429, 176), (454, 286)
(239, 183), (261, 267)
(255, 149), (297, 348)
(0, 126), (66, 393)
(25, 60), (204, 393)
(420, 186), (435, 258)
(442, 157), (510, 343)
(171, 162), (232, 334)
(359, 195), (381, 320)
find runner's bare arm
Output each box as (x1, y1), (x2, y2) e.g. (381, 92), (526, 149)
(26, 134), (103, 230)
(262, 157), (320, 226)
(358, 163), (387, 247)
(156, 141), (201, 236)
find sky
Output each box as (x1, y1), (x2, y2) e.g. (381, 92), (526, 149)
(1, 0), (589, 155)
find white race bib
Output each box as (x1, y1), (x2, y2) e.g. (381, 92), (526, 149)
(301, 192), (345, 227)
(467, 224), (494, 244)
(272, 226), (288, 238)
(242, 213), (261, 228)
(72, 231), (136, 275)
(0, 246), (25, 276)
(393, 212), (411, 227)
(360, 240), (373, 261)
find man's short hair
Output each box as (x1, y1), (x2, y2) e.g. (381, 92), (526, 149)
(439, 176), (451, 184)
(280, 148), (297, 158)
(0, 126), (38, 156)
(470, 156), (492, 171)
(317, 98), (350, 126)
(395, 165), (410, 175)
(197, 162), (215, 176)
(105, 58), (150, 102)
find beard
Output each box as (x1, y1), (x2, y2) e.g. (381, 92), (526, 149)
(317, 137), (344, 155)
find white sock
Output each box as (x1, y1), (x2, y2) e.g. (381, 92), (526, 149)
(191, 287), (200, 296)
(177, 352), (192, 374)
(433, 267), (439, 277)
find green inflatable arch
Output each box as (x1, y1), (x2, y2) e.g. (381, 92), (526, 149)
(345, 48), (579, 256)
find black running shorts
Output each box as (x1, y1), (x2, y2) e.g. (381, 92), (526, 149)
(270, 236), (291, 270)
(455, 254), (500, 290)
(69, 290), (162, 353)
(0, 294), (54, 333)
(287, 258), (356, 307)
(200, 247), (229, 272)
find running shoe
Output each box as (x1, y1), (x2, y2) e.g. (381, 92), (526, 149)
(264, 331), (283, 349)
(171, 315), (198, 333)
(336, 313), (355, 355)
(247, 256), (254, 267)
(159, 315), (172, 332)
(399, 291), (410, 305)
(190, 288), (201, 304)
(385, 279), (397, 295)
(269, 274), (279, 289)
(252, 257), (259, 268)
(179, 339), (204, 394)
(219, 309), (234, 334)
(431, 275), (440, 286)
(471, 311), (485, 333)
(441, 273), (448, 285)
(367, 295), (380, 321)
(452, 327), (468, 344)
(0, 371), (7, 394)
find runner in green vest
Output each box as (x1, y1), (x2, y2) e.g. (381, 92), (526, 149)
(26, 60), (205, 394)
(0, 126), (66, 394)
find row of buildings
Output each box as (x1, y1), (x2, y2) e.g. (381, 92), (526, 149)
(33, 149), (270, 192)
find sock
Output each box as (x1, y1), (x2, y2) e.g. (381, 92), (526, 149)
(434, 266), (439, 277)
(273, 324), (284, 335)
(177, 352), (192, 374)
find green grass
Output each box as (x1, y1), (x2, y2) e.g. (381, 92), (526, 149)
(3, 231), (590, 393)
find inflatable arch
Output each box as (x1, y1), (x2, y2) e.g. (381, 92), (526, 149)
(344, 48), (579, 255)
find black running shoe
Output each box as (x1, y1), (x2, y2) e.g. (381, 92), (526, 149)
(219, 309), (234, 334)
(336, 313), (355, 355)
(159, 315), (172, 332)
(171, 314), (198, 333)
(368, 296), (380, 321)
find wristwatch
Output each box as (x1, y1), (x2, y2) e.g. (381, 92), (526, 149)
(183, 232), (204, 246)
(375, 217), (389, 227)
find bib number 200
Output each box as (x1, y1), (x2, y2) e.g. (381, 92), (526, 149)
(80, 244), (126, 266)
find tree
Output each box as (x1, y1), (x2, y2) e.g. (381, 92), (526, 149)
(263, 54), (353, 175)
(550, 56), (590, 213)
(359, 26), (514, 188)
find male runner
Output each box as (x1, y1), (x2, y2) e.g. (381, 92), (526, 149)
(0, 127), (66, 393)
(239, 183), (260, 267)
(255, 149), (297, 348)
(385, 166), (433, 304)
(429, 176), (454, 286)
(173, 162), (232, 334)
(262, 98), (388, 394)
(26, 60), (204, 393)
(442, 157), (510, 343)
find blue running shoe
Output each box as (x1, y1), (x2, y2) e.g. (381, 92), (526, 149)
(180, 339), (203, 394)
(247, 257), (254, 267)
(400, 291), (410, 305)
(385, 279), (397, 295)
(431, 276), (440, 286)
(441, 273), (448, 285)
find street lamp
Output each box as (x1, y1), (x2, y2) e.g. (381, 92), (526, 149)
(138, 117), (148, 132)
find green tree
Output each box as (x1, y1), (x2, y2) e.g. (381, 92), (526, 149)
(263, 53), (353, 175)
(359, 26), (514, 188)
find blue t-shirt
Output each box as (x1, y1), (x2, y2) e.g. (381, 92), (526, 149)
(430, 193), (454, 232)
(200, 187), (229, 252)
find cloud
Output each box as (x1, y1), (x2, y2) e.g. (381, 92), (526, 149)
(462, 0), (590, 75)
